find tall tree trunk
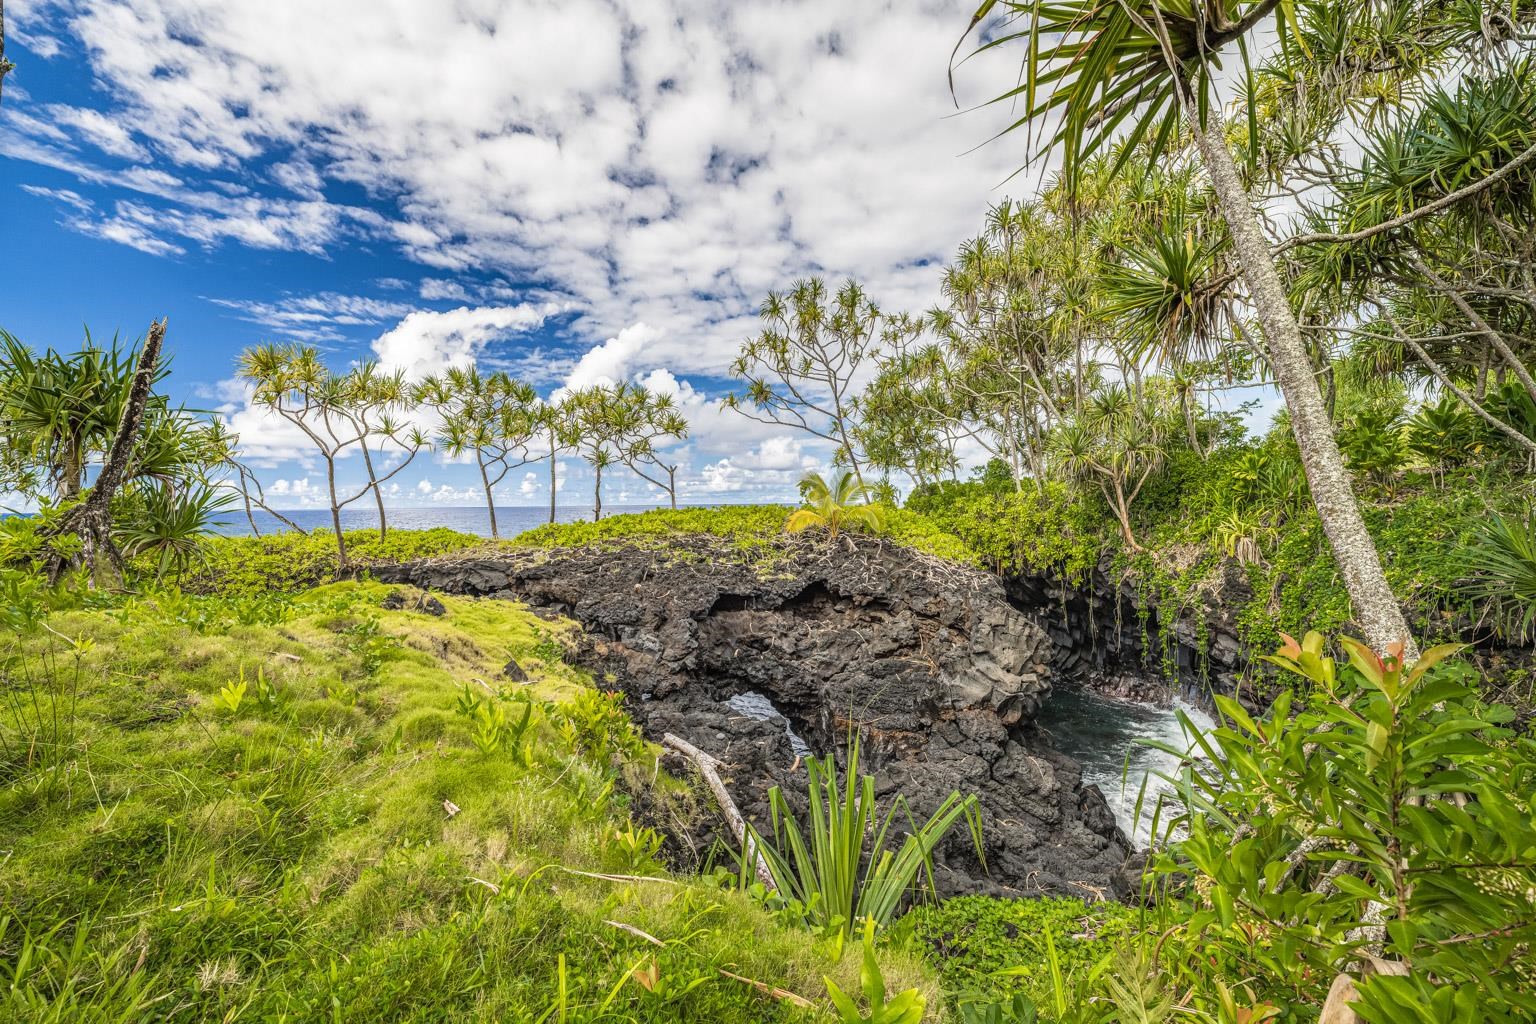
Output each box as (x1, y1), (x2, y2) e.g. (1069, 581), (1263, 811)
(667, 465), (677, 509)
(52, 319), (166, 585)
(1188, 107), (1416, 660)
(478, 455), (500, 539)
(326, 458), (348, 569)
(593, 463), (603, 521)
(359, 441), (388, 539)
(547, 428), (558, 524)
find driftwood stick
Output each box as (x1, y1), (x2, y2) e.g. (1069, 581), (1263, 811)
(662, 732), (777, 892)
(601, 920), (816, 1009)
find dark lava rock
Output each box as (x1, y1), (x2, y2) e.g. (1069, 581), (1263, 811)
(377, 534), (1132, 898)
(502, 658), (528, 682)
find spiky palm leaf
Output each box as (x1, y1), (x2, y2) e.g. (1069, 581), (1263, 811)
(785, 471), (887, 540)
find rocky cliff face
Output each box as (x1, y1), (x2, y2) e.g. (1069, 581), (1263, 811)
(1006, 555), (1264, 710)
(378, 535), (1132, 899)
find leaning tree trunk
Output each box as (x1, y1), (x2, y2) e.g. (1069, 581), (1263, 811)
(358, 441), (388, 539)
(1189, 107), (1417, 660)
(325, 459), (348, 569)
(479, 456), (500, 539)
(52, 319), (166, 585)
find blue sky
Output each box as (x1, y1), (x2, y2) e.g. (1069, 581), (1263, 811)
(1, 1), (1268, 511)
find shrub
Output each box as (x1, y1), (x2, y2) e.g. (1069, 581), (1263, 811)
(1146, 633), (1536, 1022)
(900, 894), (1135, 1003)
(1458, 504), (1536, 644)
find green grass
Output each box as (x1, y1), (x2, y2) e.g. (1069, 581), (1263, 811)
(899, 895), (1137, 1007)
(181, 507), (978, 600)
(510, 504), (980, 565)
(183, 528), (485, 596)
(0, 581), (938, 1022)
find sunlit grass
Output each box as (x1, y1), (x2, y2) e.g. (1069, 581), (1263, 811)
(0, 581), (937, 1021)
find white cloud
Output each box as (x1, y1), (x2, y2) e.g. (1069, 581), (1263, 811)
(419, 279), (472, 302)
(563, 322), (660, 391)
(208, 292), (418, 341)
(267, 477), (318, 498)
(45, 104), (149, 160)
(370, 302), (564, 380)
(6, 0), (1034, 384)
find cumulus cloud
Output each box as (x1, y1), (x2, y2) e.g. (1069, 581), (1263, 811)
(6, 0), (1032, 382)
(563, 322), (661, 391)
(370, 302), (565, 380)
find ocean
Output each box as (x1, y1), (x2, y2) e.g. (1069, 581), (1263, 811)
(216, 504), (710, 538)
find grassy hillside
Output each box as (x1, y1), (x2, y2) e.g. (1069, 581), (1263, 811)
(0, 581), (936, 1022)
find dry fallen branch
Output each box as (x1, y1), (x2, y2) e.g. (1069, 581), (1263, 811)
(662, 732), (777, 892)
(556, 866), (684, 886)
(601, 920), (817, 1009)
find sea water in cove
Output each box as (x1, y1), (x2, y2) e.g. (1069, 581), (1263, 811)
(1040, 685), (1217, 848)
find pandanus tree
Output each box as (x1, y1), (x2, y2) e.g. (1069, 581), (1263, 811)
(620, 401), (689, 509)
(565, 381), (687, 519)
(0, 323), (232, 583)
(1292, 59), (1536, 457)
(416, 367), (542, 538)
(949, 0), (1532, 657)
(1046, 384), (1171, 552)
(726, 278), (919, 488)
(238, 344), (427, 567)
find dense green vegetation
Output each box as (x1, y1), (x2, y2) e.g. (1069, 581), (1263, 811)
(181, 528), (486, 598)
(908, 431), (1533, 698)
(512, 503), (979, 566)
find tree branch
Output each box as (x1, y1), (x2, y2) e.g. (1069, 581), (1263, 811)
(1278, 139), (1536, 256)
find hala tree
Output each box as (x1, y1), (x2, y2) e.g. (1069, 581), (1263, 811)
(344, 362), (428, 540)
(725, 278), (920, 488)
(1293, 59), (1536, 457)
(1046, 383), (1173, 552)
(564, 381), (686, 518)
(416, 366), (542, 538)
(0, 323), (232, 583)
(615, 387), (689, 509)
(238, 344), (427, 568)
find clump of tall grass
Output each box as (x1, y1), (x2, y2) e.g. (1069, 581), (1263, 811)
(1458, 502), (1536, 643)
(749, 739), (982, 939)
